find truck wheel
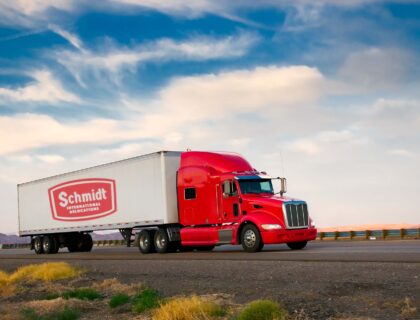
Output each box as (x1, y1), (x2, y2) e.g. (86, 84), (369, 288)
(51, 236), (59, 254)
(287, 241), (307, 250)
(67, 234), (83, 252)
(34, 236), (44, 254)
(81, 234), (93, 252)
(42, 235), (57, 254)
(154, 229), (172, 253)
(241, 224), (264, 252)
(138, 230), (156, 254)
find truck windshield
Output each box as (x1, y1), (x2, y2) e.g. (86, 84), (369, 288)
(238, 179), (274, 194)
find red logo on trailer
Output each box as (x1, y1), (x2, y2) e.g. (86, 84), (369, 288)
(48, 178), (117, 221)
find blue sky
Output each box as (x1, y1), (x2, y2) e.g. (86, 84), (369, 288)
(0, 1), (419, 233)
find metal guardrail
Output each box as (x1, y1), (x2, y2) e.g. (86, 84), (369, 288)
(317, 228), (420, 240)
(0, 239), (126, 249)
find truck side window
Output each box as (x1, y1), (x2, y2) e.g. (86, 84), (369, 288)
(184, 187), (196, 200)
(222, 180), (238, 197)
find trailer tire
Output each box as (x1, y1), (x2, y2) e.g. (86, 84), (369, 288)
(241, 224), (264, 252)
(67, 234), (83, 252)
(154, 229), (174, 254)
(34, 236), (44, 254)
(138, 230), (156, 254)
(42, 235), (55, 254)
(287, 241), (307, 250)
(81, 234), (93, 252)
(51, 236), (59, 253)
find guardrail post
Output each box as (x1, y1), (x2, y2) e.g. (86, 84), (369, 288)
(366, 230), (371, 240)
(349, 231), (354, 240)
(400, 228), (405, 239)
(319, 232), (324, 240)
(382, 229), (388, 239)
(334, 231), (339, 240)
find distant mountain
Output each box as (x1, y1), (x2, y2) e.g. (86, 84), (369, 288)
(0, 233), (30, 244)
(0, 232), (122, 244)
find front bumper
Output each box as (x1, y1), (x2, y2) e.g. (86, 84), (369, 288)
(261, 227), (317, 244)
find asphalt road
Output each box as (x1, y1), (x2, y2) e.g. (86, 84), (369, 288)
(1, 240), (419, 319)
(0, 240), (419, 263)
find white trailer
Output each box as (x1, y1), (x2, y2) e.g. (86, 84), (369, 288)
(17, 151), (181, 254)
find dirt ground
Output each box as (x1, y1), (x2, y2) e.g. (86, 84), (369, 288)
(0, 259), (419, 319)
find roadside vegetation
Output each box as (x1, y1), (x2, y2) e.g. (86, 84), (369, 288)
(0, 262), (417, 320)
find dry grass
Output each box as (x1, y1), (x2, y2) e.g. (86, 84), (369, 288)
(8, 262), (81, 282)
(92, 278), (141, 296)
(152, 295), (225, 320)
(0, 262), (81, 297)
(400, 297), (417, 318)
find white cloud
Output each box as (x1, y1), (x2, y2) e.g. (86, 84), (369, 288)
(0, 65), (324, 155)
(288, 129), (368, 155)
(0, 0), (73, 27)
(48, 24), (84, 51)
(54, 32), (259, 85)
(337, 48), (411, 90)
(0, 70), (80, 104)
(36, 154), (65, 164)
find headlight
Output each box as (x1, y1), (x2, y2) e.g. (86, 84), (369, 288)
(309, 218), (316, 228)
(261, 224), (282, 230)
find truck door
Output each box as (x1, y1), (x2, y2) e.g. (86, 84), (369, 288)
(221, 180), (241, 223)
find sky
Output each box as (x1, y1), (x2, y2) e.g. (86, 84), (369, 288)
(0, 0), (419, 233)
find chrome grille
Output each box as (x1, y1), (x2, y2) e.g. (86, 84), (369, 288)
(284, 202), (309, 229)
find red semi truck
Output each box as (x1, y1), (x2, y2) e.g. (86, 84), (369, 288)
(18, 151), (317, 254)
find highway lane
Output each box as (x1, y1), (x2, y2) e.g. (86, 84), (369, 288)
(1, 240), (419, 263)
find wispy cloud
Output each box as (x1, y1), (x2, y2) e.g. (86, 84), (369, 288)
(0, 70), (80, 104)
(53, 32), (259, 85)
(48, 24), (84, 51)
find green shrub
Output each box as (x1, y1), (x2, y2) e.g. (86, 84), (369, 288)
(236, 300), (287, 320)
(109, 293), (131, 308)
(22, 307), (80, 320)
(62, 288), (102, 300)
(41, 292), (60, 300)
(132, 288), (160, 313)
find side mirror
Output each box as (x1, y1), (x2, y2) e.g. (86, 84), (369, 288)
(280, 178), (287, 196)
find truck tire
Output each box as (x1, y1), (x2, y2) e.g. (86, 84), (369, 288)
(154, 228), (175, 253)
(67, 234), (83, 252)
(81, 234), (93, 252)
(138, 230), (156, 254)
(241, 224), (264, 252)
(51, 236), (59, 253)
(42, 235), (55, 254)
(34, 236), (44, 254)
(287, 241), (307, 250)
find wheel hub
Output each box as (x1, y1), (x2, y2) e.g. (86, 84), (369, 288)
(244, 230), (256, 247)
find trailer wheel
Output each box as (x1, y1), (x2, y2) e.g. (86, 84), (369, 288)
(241, 224), (264, 252)
(138, 230), (156, 254)
(34, 236), (44, 254)
(81, 234), (93, 252)
(154, 229), (173, 254)
(67, 234), (83, 252)
(42, 235), (55, 254)
(287, 241), (307, 250)
(51, 236), (59, 253)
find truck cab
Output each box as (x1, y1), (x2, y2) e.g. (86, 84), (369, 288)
(177, 151), (317, 252)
